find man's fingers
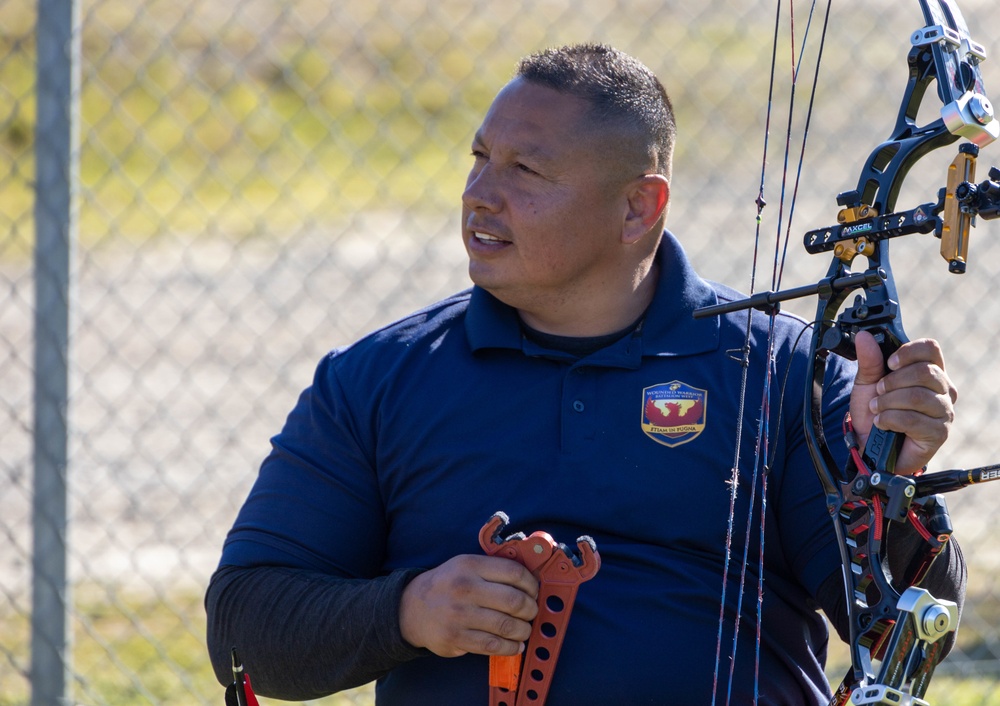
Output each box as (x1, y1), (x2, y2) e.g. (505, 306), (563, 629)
(850, 334), (958, 475)
(474, 554), (540, 605)
(876, 362), (957, 405)
(869, 408), (952, 441)
(868, 377), (955, 453)
(464, 604), (534, 651)
(869, 385), (954, 419)
(887, 337), (946, 371)
(458, 626), (528, 657)
(399, 554), (539, 658)
(422, 603), (534, 656)
(474, 571), (539, 623)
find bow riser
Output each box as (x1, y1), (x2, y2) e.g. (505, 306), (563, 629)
(806, 2), (995, 702)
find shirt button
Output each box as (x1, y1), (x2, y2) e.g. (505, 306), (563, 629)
(572, 400), (585, 412)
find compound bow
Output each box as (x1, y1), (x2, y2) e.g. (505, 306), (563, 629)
(695, 1), (1000, 704)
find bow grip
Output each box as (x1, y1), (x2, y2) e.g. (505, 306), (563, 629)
(860, 326), (906, 477)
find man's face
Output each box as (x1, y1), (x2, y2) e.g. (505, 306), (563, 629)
(462, 78), (632, 319)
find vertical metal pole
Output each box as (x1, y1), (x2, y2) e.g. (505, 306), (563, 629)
(31, 0), (78, 704)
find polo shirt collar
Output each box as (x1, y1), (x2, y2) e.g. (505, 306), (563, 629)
(465, 230), (722, 363)
(465, 285), (524, 351)
(641, 230), (722, 358)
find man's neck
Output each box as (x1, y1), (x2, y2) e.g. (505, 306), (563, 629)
(520, 313), (645, 357)
(517, 259), (659, 337)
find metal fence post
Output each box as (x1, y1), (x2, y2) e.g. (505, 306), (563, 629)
(31, 0), (79, 704)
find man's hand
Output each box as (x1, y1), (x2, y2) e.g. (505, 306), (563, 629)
(849, 331), (958, 475)
(399, 554), (539, 658)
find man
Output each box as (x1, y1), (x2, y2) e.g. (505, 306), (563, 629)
(206, 44), (963, 704)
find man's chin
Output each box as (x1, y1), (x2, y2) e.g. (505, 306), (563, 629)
(468, 268), (517, 302)
(467, 262), (505, 290)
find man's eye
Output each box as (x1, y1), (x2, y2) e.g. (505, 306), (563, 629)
(470, 149), (487, 160)
(515, 162), (537, 175)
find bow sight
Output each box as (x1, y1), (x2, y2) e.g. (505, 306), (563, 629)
(694, 1), (999, 704)
(955, 164), (1000, 221)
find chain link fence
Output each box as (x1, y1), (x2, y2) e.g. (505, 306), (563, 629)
(3, 1), (1000, 704)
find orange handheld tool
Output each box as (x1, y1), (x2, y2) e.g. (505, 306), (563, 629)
(478, 511), (600, 706)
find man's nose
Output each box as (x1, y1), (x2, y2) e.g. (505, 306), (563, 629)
(462, 164), (502, 213)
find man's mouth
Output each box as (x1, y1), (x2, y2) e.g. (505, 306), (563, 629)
(472, 231), (507, 244)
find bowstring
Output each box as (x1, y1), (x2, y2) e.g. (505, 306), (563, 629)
(776, 1), (833, 288)
(712, 1), (831, 704)
(709, 0), (784, 702)
(728, 4), (804, 701)
(747, 5), (832, 703)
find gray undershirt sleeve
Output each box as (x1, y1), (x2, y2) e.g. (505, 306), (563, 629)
(205, 564), (429, 700)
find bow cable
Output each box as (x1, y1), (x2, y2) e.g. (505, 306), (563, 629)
(712, 2), (832, 704)
(708, 1), (784, 700)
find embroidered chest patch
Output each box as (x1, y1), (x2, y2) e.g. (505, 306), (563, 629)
(640, 381), (708, 447)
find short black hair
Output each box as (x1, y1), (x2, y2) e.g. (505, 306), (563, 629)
(516, 44), (676, 179)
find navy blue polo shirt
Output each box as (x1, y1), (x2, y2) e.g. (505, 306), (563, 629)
(222, 230), (856, 705)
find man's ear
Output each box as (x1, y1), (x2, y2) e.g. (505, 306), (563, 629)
(622, 174), (669, 245)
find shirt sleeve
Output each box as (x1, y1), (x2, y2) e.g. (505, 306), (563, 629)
(207, 352), (430, 698)
(220, 351), (389, 576)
